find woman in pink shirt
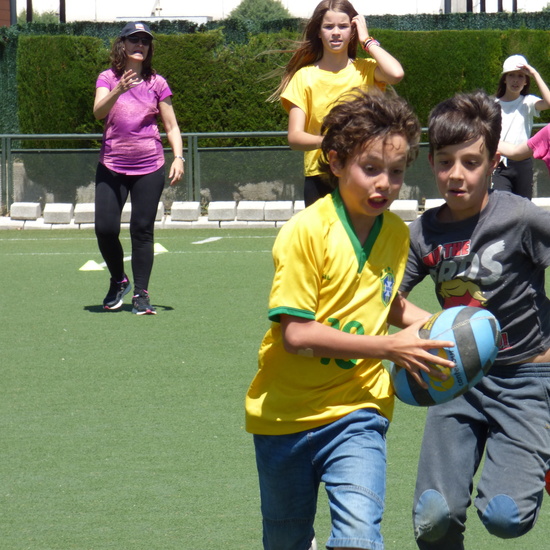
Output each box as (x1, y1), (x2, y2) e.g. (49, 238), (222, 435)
(93, 22), (184, 315)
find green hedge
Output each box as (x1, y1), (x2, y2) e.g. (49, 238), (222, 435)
(395, 28), (550, 125)
(15, 30), (295, 144)
(0, 26), (20, 134)
(5, 19), (550, 201)
(3, 14), (550, 136)
(153, 31), (292, 143)
(17, 35), (107, 141)
(10, 26), (550, 140)
(4, 15), (550, 203)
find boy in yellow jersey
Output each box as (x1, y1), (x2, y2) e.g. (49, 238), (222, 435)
(245, 90), (456, 550)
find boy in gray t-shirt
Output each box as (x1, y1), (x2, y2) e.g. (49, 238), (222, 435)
(400, 91), (550, 550)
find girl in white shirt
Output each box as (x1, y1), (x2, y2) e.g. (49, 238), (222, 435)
(493, 54), (550, 199)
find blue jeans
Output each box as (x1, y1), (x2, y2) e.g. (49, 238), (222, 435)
(413, 363), (550, 550)
(254, 408), (389, 550)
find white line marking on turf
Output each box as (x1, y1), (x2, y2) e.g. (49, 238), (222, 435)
(79, 243), (169, 271)
(170, 250), (272, 254)
(0, 234), (275, 243)
(192, 237), (224, 244)
(2, 249), (273, 257)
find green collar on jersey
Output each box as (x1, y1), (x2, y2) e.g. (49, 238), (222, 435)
(332, 188), (383, 272)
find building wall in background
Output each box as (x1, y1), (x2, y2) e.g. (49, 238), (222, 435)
(0, 0), (11, 27)
(14, 0), (549, 23)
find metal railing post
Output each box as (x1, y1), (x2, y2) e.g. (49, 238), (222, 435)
(0, 136), (6, 213)
(6, 136), (12, 212)
(190, 135), (200, 202)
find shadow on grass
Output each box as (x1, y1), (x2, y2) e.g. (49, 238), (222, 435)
(83, 304), (175, 313)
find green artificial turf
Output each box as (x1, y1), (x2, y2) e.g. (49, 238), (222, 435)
(0, 229), (547, 549)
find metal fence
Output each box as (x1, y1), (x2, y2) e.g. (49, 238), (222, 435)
(2, 128), (550, 213)
(0, 132), (305, 213)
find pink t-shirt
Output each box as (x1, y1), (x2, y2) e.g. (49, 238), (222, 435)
(528, 124), (550, 175)
(96, 69), (172, 175)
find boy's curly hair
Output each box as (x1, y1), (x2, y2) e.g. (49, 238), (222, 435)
(319, 89), (421, 187)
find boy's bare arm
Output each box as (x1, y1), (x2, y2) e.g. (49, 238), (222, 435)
(280, 314), (454, 389)
(387, 292), (430, 329)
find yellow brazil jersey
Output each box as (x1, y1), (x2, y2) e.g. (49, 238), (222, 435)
(280, 58), (381, 177)
(245, 190), (410, 435)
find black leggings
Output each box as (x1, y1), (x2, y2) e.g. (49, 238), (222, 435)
(492, 158), (534, 200)
(303, 175), (334, 207)
(95, 163), (165, 293)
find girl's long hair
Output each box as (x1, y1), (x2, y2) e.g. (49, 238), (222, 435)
(495, 72), (531, 99)
(110, 37), (156, 81)
(268, 0), (359, 102)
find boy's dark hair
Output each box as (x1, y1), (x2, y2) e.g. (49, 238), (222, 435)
(428, 90), (502, 158)
(319, 90), (421, 186)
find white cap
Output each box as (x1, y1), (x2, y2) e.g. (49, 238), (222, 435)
(502, 54), (528, 74)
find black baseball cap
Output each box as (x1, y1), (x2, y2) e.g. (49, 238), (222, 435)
(119, 22), (153, 39)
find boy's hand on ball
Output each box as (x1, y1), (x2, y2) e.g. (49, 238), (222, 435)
(390, 307), (500, 406)
(386, 321), (455, 389)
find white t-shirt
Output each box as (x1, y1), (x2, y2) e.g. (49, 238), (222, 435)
(497, 94), (541, 145)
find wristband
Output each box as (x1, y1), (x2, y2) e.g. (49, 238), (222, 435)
(362, 37), (380, 52)
(175, 155), (185, 162)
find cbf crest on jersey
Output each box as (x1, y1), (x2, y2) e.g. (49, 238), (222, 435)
(380, 267), (395, 307)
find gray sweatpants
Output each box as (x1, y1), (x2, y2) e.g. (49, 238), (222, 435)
(413, 363), (550, 550)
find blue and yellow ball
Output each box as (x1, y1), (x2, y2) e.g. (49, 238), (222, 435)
(390, 306), (501, 406)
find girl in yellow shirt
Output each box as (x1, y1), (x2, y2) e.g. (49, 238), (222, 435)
(270, 0), (404, 206)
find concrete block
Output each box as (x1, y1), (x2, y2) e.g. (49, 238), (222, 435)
(221, 220), (276, 229)
(43, 203), (74, 224)
(120, 201), (163, 222)
(264, 201), (293, 221)
(246, 221), (277, 228)
(156, 202), (165, 221)
(51, 220), (80, 230)
(171, 201), (201, 222)
(237, 201), (265, 221)
(424, 198), (445, 211)
(10, 202), (41, 220)
(74, 203), (95, 224)
(24, 218), (52, 230)
(163, 218), (195, 229)
(0, 216), (25, 229)
(121, 202), (132, 223)
(192, 216), (220, 228)
(220, 220), (252, 229)
(533, 197), (550, 211)
(390, 199), (418, 221)
(208, 201), (237, 221)
(293, 200), (305, 215)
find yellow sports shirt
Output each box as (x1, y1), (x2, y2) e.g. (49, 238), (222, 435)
(245, 191), (409, 435)
(280, 58), (380, 177)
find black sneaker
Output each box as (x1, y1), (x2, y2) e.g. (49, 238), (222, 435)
(132, 289), (157, 315)
(103, 276), (131, 310)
